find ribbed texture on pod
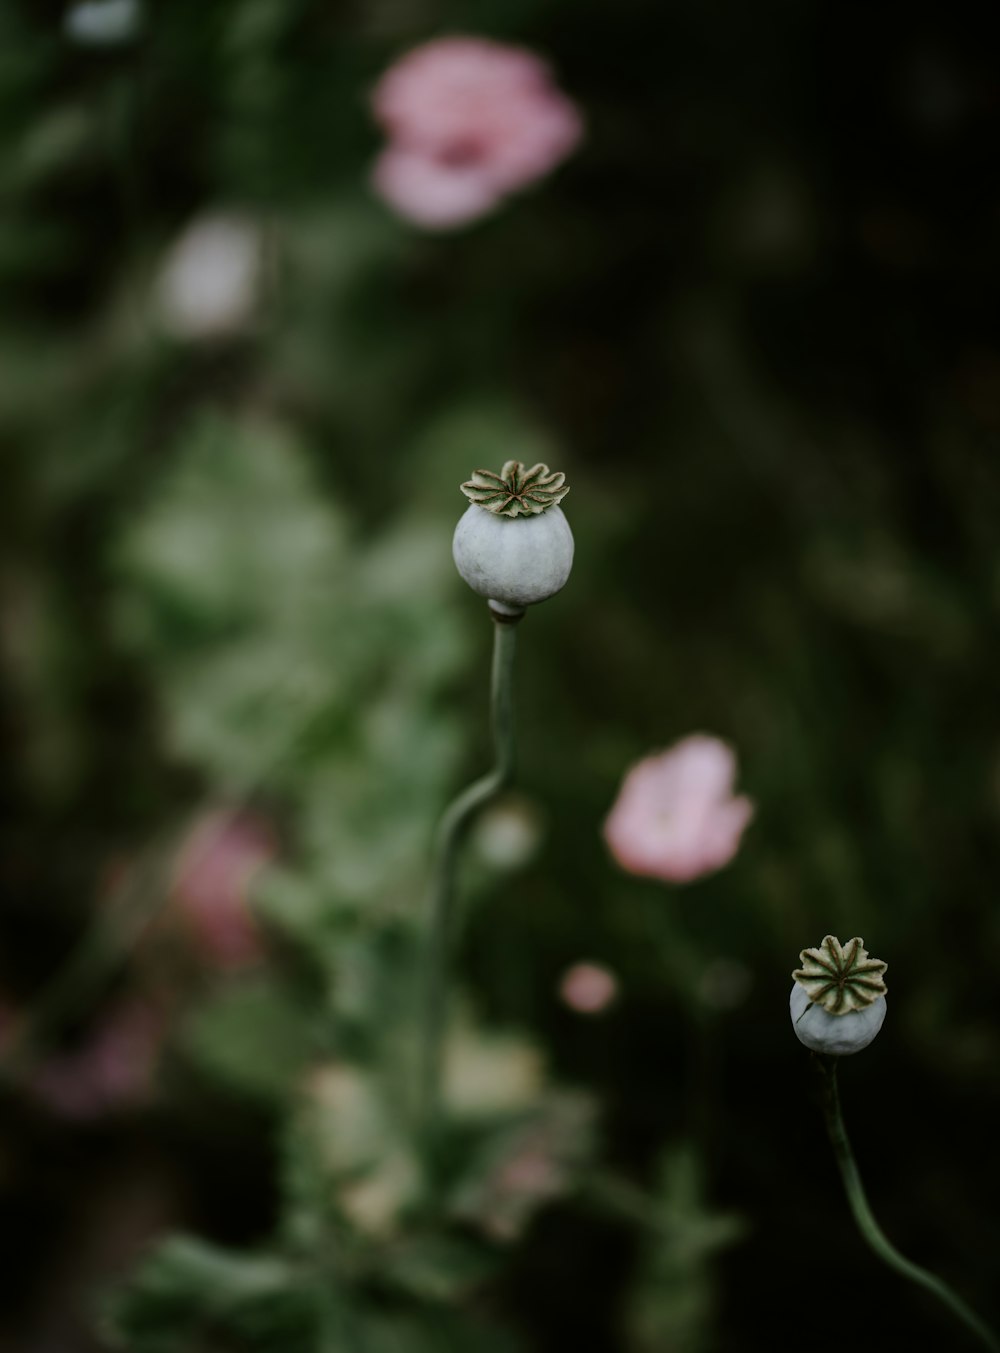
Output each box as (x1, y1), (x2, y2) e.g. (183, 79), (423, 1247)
(792, 935), (887, 1014)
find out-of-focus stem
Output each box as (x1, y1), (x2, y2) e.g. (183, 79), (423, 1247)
(417, 607), (520, 1151)
(815, 1056), (999, 1352)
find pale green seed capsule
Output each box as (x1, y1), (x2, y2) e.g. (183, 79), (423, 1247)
(452, 460), (573, 610)
(790, 981), (887, 1055)
(789, 935), (888, 1055)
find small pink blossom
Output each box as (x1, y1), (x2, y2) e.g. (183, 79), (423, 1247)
(370, 36), (582, 229)
(173, 810), (275, 969)
(559, 962), (619, 1015)
(604, 735), (754, 884)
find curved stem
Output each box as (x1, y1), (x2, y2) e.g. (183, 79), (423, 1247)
(417, 609), (520, 1145)
(815, 1056), (999, 1352)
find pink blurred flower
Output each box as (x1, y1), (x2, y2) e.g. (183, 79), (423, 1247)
(372, 147), (500, 229)
(173, 810), (275, 969)
(370, 36), (583, 228)
(559, 962), (619, 1014)
(29, 997), (164, 1121)
(604, 735), (754, 884)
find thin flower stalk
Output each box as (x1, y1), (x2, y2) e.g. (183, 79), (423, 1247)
(814, 1055), (999, 1352)
(417, 610), (519, 1148)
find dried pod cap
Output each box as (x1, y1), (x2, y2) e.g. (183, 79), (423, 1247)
(790, 935), (888, 1056)
(453, 461), (573, 610)
(793, 935), (887, 1014)
(461, 461), (569, 518)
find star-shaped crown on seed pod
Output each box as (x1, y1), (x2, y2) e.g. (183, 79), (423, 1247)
(461, 461), (569, 518)
(792, 935), (888, 1015)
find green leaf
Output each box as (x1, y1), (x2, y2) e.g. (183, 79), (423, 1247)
(179, 976), (317, 1104)
(449, 1092), (598, 1242)
(624, 1144), (747, 1353)
(117, 412), (348, 644)
(100, 1235), (322, 1353)
(114, 410), (470, 920)
(380, 1235), (498, 1304)
(284, 1060), (422, 1241)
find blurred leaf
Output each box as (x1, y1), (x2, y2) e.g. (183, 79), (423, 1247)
(450, 1091), (598, 1242)
(443, 1011), (546, 1123)
(624, 1144), (747, 1353)
(117, 412), (349, 643)
(1, 103), (96, 193)
(291, 1060), (422, 1240)
(101, 1235), (322, 1353)
(179, 976), (316, 1104)
(115, 409), (470, 914)
(380, 1234), (498, 1304)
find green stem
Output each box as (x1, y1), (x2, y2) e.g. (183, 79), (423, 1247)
(417, 609), (520, 1146)
(815, 1056), (999, 1352)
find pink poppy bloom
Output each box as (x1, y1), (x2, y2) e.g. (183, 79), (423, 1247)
(559, 962), (619, 1014)
(604, 735), (754, 884)
(172, 810), (275, 969)
(370, 36), (583, 228)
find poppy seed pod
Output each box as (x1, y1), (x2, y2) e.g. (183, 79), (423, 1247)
(789, 982), (887, 1055)
(452, 461), (574, 611)
(789, 935), (888, 1056)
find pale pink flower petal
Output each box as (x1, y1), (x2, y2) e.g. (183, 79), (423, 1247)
(559, 962), (619, 1014)
(371, 145), (502, 228)
(173, 810), (275, 969)
(373, 38), (552, 140)
(604, 734), (754, 884)
(370, 35), (583, 228)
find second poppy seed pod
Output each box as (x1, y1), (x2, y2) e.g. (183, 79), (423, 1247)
(789, 935), (888, 1056)
(452, 461), (574, 611)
